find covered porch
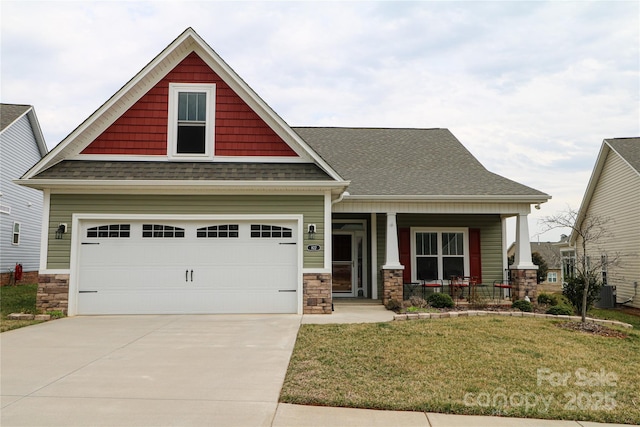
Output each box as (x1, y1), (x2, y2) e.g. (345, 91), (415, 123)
(330, 203), (540, 306)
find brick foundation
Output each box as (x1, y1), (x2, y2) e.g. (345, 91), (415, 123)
(510, 269), (538, 302)
(37, 274), (70, 314)
(382, 269), (403, 306)
(1, 270), (40, 286)
(303, 272), (332, 314)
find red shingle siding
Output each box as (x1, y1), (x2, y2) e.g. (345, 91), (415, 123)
(82, 52), (297, 157)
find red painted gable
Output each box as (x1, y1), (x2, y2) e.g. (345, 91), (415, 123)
(82, 52), (297, 157)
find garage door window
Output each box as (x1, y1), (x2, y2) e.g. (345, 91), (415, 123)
(142, 224), (185, 238)
(87, 224), (131, 238)
(197, 225), (239, 238)
(250, 224), (292, 238)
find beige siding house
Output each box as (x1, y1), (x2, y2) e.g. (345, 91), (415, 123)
(571, 138), (640, 309)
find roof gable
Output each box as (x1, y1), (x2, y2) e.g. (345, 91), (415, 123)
(22, 28), (341, 181)
(571, 137), (640, 244)
(82, 52), (297, 157)
(0, 103), (48, 157)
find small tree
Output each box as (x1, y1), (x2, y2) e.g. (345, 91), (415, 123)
(508, 252), (548, 284)
(540, 207), (615, 322)
(531, 252), (549, 284)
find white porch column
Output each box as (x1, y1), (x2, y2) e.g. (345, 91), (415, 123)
(512, 213), (537, 270)
(382, 212), (404, 270)
(371, 213), (378, 299)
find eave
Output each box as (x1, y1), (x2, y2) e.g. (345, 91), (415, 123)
(14, 178), (350, 196)
(342, 194), (551, 204)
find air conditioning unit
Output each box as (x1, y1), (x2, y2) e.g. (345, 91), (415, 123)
(595, 285), (616, 309)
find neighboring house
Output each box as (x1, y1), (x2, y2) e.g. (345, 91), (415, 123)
(0, 104), (48, 285)
(17, 28), (549, 315)
(507, 240), (563, 292)
(570, 138), (640, 309)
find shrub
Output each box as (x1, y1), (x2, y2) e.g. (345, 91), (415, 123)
(426, 293), (454, 308)
(546, 305), (574, 316)
(537, 292), (559, 306)
(385, 299), (402, 311)
(512, 300), (533, 312)
(563, 275), (602, 314)
(408, 296), (428, 308)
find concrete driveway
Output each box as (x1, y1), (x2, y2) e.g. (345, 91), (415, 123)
(1, 314), (301, 427)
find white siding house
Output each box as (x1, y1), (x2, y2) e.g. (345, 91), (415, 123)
(0, 104), (47, 284)
(571, 138), (640, 309)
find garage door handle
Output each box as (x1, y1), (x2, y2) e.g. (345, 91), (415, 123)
(186, 270), (189, 282)
(191, 269), (194, 282)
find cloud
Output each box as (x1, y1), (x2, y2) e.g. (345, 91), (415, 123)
(1, 1), (638, 242)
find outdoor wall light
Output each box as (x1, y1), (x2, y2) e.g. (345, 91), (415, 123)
(56, 223), (67, 239)
(307, 224), (316, 240)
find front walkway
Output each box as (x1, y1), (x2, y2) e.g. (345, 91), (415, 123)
(302, 299), (395, 324)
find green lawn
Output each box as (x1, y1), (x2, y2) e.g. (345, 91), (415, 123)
(0, 284), (42, 332)
(280, 315), (640, 424)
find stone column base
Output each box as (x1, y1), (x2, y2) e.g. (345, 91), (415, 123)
(510, 269), (538, 302)
(303, 273), (332, 314)
(382, 269), (403, 306)
(37, 274), (70, 313)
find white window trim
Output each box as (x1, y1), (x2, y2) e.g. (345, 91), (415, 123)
(410, 227), (469, 283)
(12, 222), (21, 245)
(167, 83), (216, 160)
(547, 272), (558, 283)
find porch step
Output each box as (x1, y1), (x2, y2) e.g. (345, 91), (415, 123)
(332, 298), (383, 306)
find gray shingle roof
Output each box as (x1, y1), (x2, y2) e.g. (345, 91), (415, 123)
(606, 137), (640, 174)
(1, 104), (31, 132)
(293, 127), (548, 197)
(33, 161), (334, 181)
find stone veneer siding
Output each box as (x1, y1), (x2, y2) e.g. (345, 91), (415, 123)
(37, 274), (70, 313)
(303, 272), (332, 314)
(510, 269), (538, 302)
(382, 269), (404, 306)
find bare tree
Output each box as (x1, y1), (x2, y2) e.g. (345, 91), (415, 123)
(540, 207), (615, 322)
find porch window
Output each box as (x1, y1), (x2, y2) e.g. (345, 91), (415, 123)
(413, 229), (468, 281)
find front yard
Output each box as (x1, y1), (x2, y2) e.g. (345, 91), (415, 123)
(280, 315), (640, 424)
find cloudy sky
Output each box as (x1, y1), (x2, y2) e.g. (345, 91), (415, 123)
(2, 1), (638, 243)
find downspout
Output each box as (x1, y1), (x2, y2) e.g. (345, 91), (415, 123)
(620, 281), (637, 305)
(332, 191), (349, 205)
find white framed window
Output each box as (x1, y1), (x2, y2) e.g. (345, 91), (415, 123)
(411, 228), (469, 282)
(547, 272), (558, 283)
(12, 222), (21, 245)
(167, 83), (216, 160)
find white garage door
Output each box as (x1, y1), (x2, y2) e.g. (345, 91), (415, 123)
(76, 220), (299, 314)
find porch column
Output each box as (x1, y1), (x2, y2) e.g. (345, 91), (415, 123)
(510, 213), (538, 302)
(382, 212), (403, 269)
(512, 213), (537, 269)
(382, 212), (403, 305)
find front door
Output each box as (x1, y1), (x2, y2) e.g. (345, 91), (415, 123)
(332, 233), (354, 296)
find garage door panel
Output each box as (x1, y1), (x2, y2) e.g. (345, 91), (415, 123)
(77, 220), (299, 314)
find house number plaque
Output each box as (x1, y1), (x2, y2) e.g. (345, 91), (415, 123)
(307, 245), (321, 252)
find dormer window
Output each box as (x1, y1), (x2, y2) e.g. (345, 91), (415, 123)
(168, 83), (215, 160)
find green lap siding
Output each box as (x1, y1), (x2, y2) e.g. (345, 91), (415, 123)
(47, 194), (325, 269)
(375, 214), (504, 295)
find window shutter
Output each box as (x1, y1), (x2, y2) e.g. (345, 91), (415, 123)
(469, 228), (482, 282)
(399, 228), (411, 282)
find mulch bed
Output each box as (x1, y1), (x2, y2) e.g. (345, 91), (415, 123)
(556, 321), (628, 338)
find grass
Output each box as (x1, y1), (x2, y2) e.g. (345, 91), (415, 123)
(0, 284), (43, 332)
(280, 315), (640, 424)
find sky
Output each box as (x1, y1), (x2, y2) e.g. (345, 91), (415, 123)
(1, 1), (639, 244)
